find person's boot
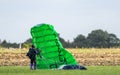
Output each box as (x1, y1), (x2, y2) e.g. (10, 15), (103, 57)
(30, 64), (33, 70)
(33, 63), (36, 70)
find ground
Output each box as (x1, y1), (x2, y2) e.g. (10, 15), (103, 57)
(0, 66), (120, 75)
(0, 48), (120, 66)
(0, 48), (120, 75)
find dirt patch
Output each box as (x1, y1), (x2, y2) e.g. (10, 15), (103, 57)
(0, 52), (29, 66)
(0, 48), (120, 66)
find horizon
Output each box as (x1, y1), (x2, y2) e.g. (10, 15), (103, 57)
(0, 28), (119, 43)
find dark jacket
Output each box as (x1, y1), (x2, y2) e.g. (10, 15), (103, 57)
(26, 48), (36, 59)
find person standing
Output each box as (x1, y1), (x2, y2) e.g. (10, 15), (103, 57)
(26, 45), (37, 70)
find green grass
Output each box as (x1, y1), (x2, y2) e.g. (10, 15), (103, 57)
(0, 66), (120, 75)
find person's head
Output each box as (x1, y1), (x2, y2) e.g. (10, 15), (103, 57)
(31, 45), (35, 48)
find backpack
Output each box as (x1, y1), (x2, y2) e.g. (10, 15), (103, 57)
(26, 48), (36, 59)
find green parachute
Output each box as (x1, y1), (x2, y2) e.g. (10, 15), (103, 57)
(30, 23), (78, 69)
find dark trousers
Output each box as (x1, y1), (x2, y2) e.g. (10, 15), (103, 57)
(30, 57), (36, 70)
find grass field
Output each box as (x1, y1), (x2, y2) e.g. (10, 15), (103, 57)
(0, 66), (120, 75)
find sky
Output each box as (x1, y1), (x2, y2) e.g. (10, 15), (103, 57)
(0, 0), (120, 43)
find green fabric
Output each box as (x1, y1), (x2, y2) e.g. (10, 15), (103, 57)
(30, 23), (78, 69)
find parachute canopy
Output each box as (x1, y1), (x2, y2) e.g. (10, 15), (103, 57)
(30, 23), (78, 69)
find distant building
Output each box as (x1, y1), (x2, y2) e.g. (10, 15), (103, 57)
(19, 43), (22, 49)
(0, 39), (1, 44)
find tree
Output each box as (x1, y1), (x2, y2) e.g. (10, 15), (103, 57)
(22, 38), (32, 48)
(1, 40), (19, 48)
(24, 38), (32, 44)
(59, 37), (71, 48)
(11, 43), (19, 48)
(1, 40), (8, 48)
(73, 34), (87, 48)
(107, 34), (120, 47)
(87, 29), (109, 48)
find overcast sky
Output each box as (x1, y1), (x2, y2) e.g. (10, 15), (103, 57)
(0, 0), (120, 43)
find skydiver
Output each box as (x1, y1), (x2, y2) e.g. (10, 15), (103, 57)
(26, 45), (37, 70)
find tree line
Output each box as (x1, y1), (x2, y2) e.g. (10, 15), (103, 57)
(0, 29), (120, 48)
(0, 40), (19, 48)
(67, 29), (120, 48)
